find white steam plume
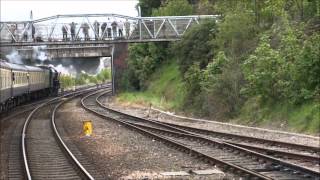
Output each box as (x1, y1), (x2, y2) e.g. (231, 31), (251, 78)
(54, 64), (76, 76)
(6, 50), (23, 64)
(32, 46), (48, 62)
(96, 57), (110, 73)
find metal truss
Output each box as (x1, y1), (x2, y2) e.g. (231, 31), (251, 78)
(0, 14), (218, 46)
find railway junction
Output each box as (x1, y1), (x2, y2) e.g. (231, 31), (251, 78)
(1, 3), (320, 180)
(0, 83), (319, 179)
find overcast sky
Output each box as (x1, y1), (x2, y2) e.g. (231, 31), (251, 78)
(0, 0), (139, 21)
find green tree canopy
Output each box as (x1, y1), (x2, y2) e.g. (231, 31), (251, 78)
(174, 20), (217, 74)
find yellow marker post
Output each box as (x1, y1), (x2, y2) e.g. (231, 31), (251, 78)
(83, 120), (93, 136)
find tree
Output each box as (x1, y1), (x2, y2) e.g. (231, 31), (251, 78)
(138, 0), (162, 16)
(152, 0), (193, 16)
(216, 9), (257, 58)
(292, 33), (320, 102)
(174, 20), (217, 74)
(242, 35), (286, 100)
(195, 0), (215, 15)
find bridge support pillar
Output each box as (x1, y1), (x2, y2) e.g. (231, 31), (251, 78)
(111, 43), (129, 94)
(111, 45), (115, 95)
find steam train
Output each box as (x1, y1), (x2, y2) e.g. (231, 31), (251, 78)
(0, 60), (60, 114)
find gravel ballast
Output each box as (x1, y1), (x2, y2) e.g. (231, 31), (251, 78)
(103, 96), (319, 148)
(57, 97), (229, 179)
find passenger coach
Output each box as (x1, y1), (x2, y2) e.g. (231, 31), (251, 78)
(0, 60), (59, 113)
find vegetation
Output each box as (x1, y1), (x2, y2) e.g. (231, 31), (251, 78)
(60, 68), (111, 89)
(120, 0), (320, 134)
(118, 61), (185, 110)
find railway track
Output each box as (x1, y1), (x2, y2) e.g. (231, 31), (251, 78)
(81, 90), (320, 180)
(149, 121), (320, 172)
(156, 122), (319, 157)
(94, 91), (320, 168)
(19, 85), (109, 179)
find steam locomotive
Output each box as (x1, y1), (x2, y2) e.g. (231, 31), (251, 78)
(0, 60), (60, 114)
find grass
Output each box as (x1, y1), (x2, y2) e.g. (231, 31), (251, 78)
(287, 102), (320, 133)
(60, 68), (111, 89)
(239, 97), (320, 134)
(117, 60), (185, 110)
(117, 61), (319, 135)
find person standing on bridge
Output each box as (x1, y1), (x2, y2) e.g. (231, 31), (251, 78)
(82, 23), (90, 41)
(70, 22), (76, 41)
(9, 24), (16, 42)
(62, 25), (68, 41)
(93, 20), (100, 40)
(107, 18), (112, 38)
(31, 24), (35, 42)
(23, 23), (28, 41)
(124, 19), (130, 39)
(118, 20), (124, 38)
(111, 20), (118, 39)
(101, 22), (107, 39)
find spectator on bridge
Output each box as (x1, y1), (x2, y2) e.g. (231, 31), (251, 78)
(107, 23), (112, 38)
(32, 24), (35, 42)
(81, 23), (90, 41)
(9, 24), (16, 42)
(23, 23), (28, 41)
(62, 25), (68, 41)
(111, 21), (117, 39)
(23, 30), (28, 41)
(93, 20), (100, 40)
(101, 22), (107, 39)
(124, 19), (130, 39)
(107, 18), (112, 38)
(70, 22), (76, 41)
(118, 20), (124, 37)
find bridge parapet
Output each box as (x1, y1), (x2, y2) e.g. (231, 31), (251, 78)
(0, 14), (218, 47)
(15, 44), (113, 59)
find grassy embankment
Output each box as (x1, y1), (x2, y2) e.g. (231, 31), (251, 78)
(239, 99), (320, 133)
(117, 63), (319, 134)
(117, 61), (185, 110)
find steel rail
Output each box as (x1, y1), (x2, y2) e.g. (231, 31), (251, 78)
(22, 97), (62, 180)
(228, 142), (320, 162)
(93, 90), (320, 179)
(157, 122), (320, 154)
(21, 84), (109, 179)
(51, 94), (101, 180)
(94, 91), (320, 162)
(129, 121), (320, 179)
(96, 91), (319, 157)
(81, 90), (274, 180)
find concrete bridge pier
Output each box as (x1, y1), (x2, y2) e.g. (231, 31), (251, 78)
(111, 43), (129, 94)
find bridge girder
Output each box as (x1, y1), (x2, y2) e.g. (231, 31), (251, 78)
(0, 13), (218, 47)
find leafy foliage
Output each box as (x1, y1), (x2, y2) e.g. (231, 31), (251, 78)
(59, 68), (111, 89)
(216, 9), (257, 57)
(138, 0), (162, 16)
(174, 20), (217, 74)
(122, 0), (193, 90)
(242, 35), (286, 100)
(125, 42), (168, 90)
(152, 0), (193, 16)
(122, 0), (320, 132)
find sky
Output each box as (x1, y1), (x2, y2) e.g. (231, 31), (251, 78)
(0, 0), (139, 21)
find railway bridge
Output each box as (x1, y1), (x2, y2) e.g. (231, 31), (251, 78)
(0, 14), (218, 59)
(0, 13), (218, 93)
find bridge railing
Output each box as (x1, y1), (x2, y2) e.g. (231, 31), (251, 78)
(0, 14), (218, 46)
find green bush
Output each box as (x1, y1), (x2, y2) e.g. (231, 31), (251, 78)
(59, 68), (111, 89)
